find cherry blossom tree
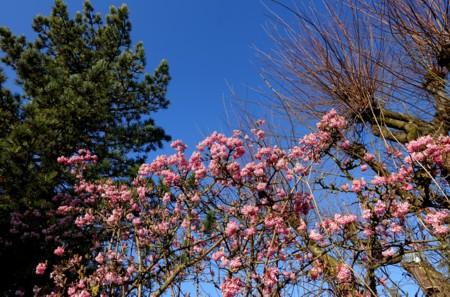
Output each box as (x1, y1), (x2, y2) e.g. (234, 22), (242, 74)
(25, 110), (449, 296)
(256, 0), (450, 295)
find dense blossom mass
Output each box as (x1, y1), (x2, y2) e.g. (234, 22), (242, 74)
(11, 110), (448, 296)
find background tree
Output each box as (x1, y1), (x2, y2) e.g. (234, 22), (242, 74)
(0, 0), (170, 294)
(258, 0), (449, 295)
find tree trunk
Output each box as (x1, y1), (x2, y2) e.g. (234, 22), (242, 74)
(402, 260), (450, 297)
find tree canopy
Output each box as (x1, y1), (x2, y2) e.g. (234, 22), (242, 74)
(259, 0), (450, 295)
(1, 0), (449, 296)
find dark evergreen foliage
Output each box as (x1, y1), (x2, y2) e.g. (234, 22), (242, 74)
(0, 1), (171, 293)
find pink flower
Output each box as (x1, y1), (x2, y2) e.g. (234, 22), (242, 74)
(341, 184), (349, 191)
(157, 222), (169, 233)
(389, 223), (403, 234)
(379, 277), (388, 286)
(254, 167), (265, 177)
(401, 183), (413, 191)
(434, 225), (449, 235)
(340, 140), (351, 149)
(251, 128), (265, 140)
(406, 135), (433, 153)
(255, 119), (265, 126)
(127, 265), (136, 275)
(35, 262), (47, 275)
(159, 169), (180, 185)
(225, 221), (240, 237)
(241, 205), (259, 216)
(424, 210), (449, 225)
(162, 192), (171, 204)
(362, 209), (372, 220)
(95, 253), (104, 264)
(54, 246), (65, 257)
(372, 176), (386, 185)
(334, 214), (357, 225)
(363, 153), (374, 162)
(229, 258), (242, 270)
(424, 210), (449, 235)
(221, 277), (243, 297)
(56, 205), (73, 215)
(382, 248), (395, 257)
(68, 287), (76, 296)
(352, 178), (366, 193)
(299, 131), (332, 161)
(294, 193), (313, 215)
(75, 212), (95, 228)
(137, 186), (146, 199)
(405, 135), (450, 166)
(317, 109), (347, 131)
(309, 230), (323, 241)
(363, 227), (375, 237)
(244, 227), (257, 237)
(191, 193), (201, 203)
(132, 217), (141, 226)
(264, 267), (279, 287)
(374, 201), (386, 216)
(336, 263), (352, 283)
(392, 201), (410, 218)
(170, 139), (187, 152)
(321, 219), (340, 234)
(256, 182), (267, 192)
(296, 219), (307, 232)
(211, 249), (225, 261)
(310, 265), (323, 280)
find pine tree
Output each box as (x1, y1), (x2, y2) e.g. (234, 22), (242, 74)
(0, 0), (171, 293)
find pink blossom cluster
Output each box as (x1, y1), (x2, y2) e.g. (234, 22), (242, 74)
(225, 221), (240, 237)
(405, 135), (450, 167)
(424, 210), (449, 235)
(25, 110), (450, 297)
(316, 109), (348, 131)
(334, 214), (357, 225)
(221, 277), (243, 297)
(291, 109), (348, 162)
(56, 149), (97, 166)
(336, 263), (352, 283)
(352, 178), (366, 192)
(35, 262), (47, 275)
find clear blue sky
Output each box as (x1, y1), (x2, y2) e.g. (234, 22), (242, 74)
(0, 0), (276, 158)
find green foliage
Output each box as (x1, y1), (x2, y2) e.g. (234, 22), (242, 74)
(203, 210), (216, 234)
(0, 0), (171, 206)
(0, 0), (171, 293)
